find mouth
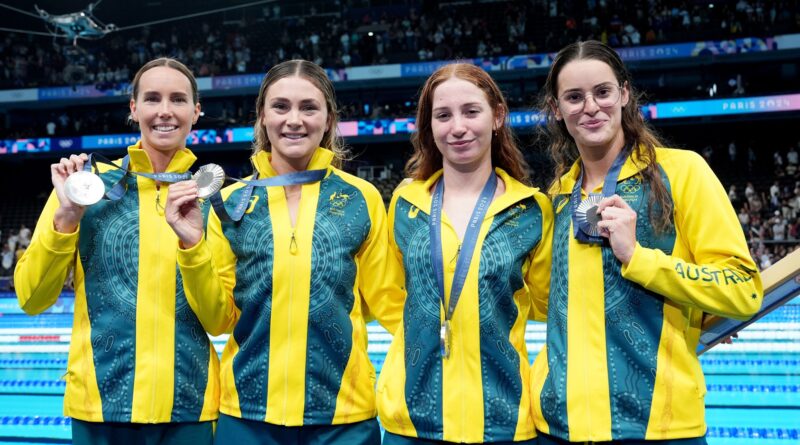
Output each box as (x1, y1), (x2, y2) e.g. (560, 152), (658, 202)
(152, 124), (179, 133)
(449, 139), (474, 147)
(282, 133), (307, 140)
(580, 119), (606, 129)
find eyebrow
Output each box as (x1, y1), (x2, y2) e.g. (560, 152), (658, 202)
(432, 102), (483, 112)
(561, 82), (617, 94)
(141, 90), (190, 97)
(269, 97), (322, 104)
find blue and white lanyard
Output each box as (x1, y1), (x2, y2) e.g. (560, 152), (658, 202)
(430, 172), (497, 356)
(83, 153), (192, 201)
(210, 169), (327, 222)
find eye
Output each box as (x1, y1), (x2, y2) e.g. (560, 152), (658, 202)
(595, 87), (613, 98)
(466, 108), (480, 116)
(172, 96), (188, 103)
(564, 92), (584, 104)
(302, 104), (319, 112)
(143, 95), (159, 103)
(435, 112), (451, 120)
(271, 102), (288, 111)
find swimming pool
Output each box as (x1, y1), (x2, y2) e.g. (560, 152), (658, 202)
(0, 292), (797, 444)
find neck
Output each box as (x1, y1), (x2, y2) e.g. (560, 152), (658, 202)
(142, 145), (178, 173)
(271, 151), (313, 175)
(270, 150), (314, 196)
(578, 136), (626, 192)
(441, 156), (493, 196)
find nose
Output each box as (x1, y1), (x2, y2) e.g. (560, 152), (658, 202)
(158, 99), (172, 117)
(582, 93), (600, 114)
(451, 114), (467, 136)
(286, 107), (302, 126)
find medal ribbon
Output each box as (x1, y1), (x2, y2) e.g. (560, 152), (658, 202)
(430, 172), (497, 357)
(210, 169), (327, 222)
(569, 146), (630, 244)
(84, 153), (192, 201)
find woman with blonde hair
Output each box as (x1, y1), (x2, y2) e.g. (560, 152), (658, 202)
(165, 59), (403, 445)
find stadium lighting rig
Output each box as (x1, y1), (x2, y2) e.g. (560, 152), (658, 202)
(35, 2), (117, 45)
(0, 0), (276, 46)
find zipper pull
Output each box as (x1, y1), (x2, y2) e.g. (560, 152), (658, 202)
(155, 185), (165, 215)
(450, 243), (461, 264)
(290, 231), (298, 255)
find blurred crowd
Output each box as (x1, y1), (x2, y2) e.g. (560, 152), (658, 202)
(1, 0), (797, 89)
(0, 223), (30, 278)
(724, 141), (800, 269)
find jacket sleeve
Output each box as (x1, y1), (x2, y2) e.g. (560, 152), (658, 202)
(15, 191), (78, 315)
(526, 193), (553, 322)
(621, 151), (763, 320)
(357, 189), (406, 335)
(177, 207), (240, 335)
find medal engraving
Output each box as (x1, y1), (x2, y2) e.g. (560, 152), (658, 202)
(192, 164), (225, 199)
(576, 194), (603, 238)
(64, 170), (105, 206)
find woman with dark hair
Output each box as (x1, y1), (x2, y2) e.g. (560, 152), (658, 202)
(15, 58), (218, 444)
(165, 59), (403, 445)
(530, 40), (762, 444)
(378, 63), (552, 444)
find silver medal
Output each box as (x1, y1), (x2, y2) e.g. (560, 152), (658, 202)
(575, 194), (603, 237)
(192, 163), (225, 199)
(440, 320), (452, 359)
(64, 170), (105, 206)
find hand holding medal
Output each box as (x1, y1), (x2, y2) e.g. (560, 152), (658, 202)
(595, 194), (638, 265)
(570, 145), (633, 256)
(166, 163), (225, 249)
(51, 153), (92, 233)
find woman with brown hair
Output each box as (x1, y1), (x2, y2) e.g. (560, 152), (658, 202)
(530, 40), (762, 444)
(377, 63), (552, 444)
(165, 59), (403, 445)
(16, 57), (218, 444)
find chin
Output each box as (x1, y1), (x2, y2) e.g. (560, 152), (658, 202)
(274, 145), (316, 162)
(144, 139), (183, 152)
(577, 134), (614, 149)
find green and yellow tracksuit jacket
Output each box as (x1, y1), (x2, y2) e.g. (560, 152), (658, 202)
(378, 168), (553, 443)
(15, 142), (220, 423)
(176, 147), (404, 426)
(531, 147), (763, 442)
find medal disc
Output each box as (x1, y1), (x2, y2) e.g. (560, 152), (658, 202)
(192, 163), (225, 199)
(440, 320), (452, 359)
(64, 170), (105, 206)
(575, 194), (603, 238)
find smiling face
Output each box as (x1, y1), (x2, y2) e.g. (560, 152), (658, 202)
(129, 66), (200, 156)
(261, 75), (330, 171)
(430, 77), (501, 172)
(554, 58), (629, 154)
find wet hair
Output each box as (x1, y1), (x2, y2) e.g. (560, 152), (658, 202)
(539, 40), (672, 233)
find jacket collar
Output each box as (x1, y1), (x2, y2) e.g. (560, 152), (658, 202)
(552, 148), (649, 196)
(126, 141), (196, 173)
(251, 147), (335, 178)
(397, 167), (538, 218)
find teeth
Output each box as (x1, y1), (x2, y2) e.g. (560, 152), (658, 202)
(284, 134), (305, 139)
(154, 125), (177, 132)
